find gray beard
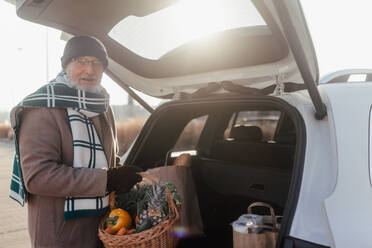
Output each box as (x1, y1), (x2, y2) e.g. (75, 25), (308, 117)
(63, 73), (104, 94)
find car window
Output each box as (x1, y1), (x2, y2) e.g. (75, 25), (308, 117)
(224, 110), (281, 142)
(172, 115), (208, 152)
(106, 79), (152, 156)
(108, 0), (266, 59)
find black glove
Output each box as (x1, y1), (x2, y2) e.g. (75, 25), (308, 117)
(106, 166), (143, 193)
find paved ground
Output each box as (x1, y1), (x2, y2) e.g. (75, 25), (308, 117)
(0, 139), (30, 248)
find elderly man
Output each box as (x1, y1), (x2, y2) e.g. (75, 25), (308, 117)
(9, 36), (142, 248)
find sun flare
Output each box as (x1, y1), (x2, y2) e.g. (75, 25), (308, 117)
(109, 0), (265, 59)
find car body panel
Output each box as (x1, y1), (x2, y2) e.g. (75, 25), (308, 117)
(282, 82), (372, 247)
(280, 90), (336, 246)
(322, 83), (372, 248)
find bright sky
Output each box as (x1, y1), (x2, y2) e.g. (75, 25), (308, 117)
(1, 0), (372, 111)
(301, 0), (372, 76)
(0, 1), (159, 112)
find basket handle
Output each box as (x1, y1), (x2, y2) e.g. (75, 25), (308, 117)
(247, 202), (277, 228)
(109, 191), (116, 210)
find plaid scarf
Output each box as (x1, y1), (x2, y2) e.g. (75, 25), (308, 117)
(9, 72), (110, 220)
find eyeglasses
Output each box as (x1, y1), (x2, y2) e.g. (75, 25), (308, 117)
(72, 58), (103, 69)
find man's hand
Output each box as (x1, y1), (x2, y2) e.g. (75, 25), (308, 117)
(106, 166), (143, 193)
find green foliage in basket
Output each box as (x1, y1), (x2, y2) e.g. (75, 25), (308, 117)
(166, 183), (182, 206)
(116, 181), (182, 233)
(116, 184), (151, 216)
(135, 218), (153, 233)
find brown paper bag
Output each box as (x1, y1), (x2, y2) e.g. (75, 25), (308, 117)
(233, 230), (277, 248)
(233, 231), (278, 248)
(143, 156), (204, 237)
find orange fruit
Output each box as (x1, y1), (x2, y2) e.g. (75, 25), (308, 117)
(108, 208), (132, 231)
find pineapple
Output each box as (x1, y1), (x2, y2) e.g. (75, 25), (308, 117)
(137, 182), (168, 228)
(166, 183), (182, 206)
(115, 181), (181, 233)
(136, 197), (149, 227)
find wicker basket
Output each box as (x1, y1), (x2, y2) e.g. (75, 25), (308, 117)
(98, 177), (180, 248)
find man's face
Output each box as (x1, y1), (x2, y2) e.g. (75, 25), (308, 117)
(65, 56), (104, 93)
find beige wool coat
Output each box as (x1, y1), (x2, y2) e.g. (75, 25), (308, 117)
(18, 107), (118, 248)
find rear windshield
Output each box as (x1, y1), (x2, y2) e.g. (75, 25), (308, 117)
(224, 110), (281, 142)
(109, 0), (266, 60)
(173, 115), (208, 151)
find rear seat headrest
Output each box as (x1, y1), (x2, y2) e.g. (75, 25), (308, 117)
(229, 125), (263, 142)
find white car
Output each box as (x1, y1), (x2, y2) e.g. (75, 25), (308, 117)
(10, 0), (372, 247)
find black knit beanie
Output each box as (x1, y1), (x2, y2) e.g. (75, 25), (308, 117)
(61, 36), (108, 69)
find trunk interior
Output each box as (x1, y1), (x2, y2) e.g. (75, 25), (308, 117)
(125, 95), (305, 248)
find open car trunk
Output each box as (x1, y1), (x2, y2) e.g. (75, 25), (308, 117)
(125, 94), (306, 247)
